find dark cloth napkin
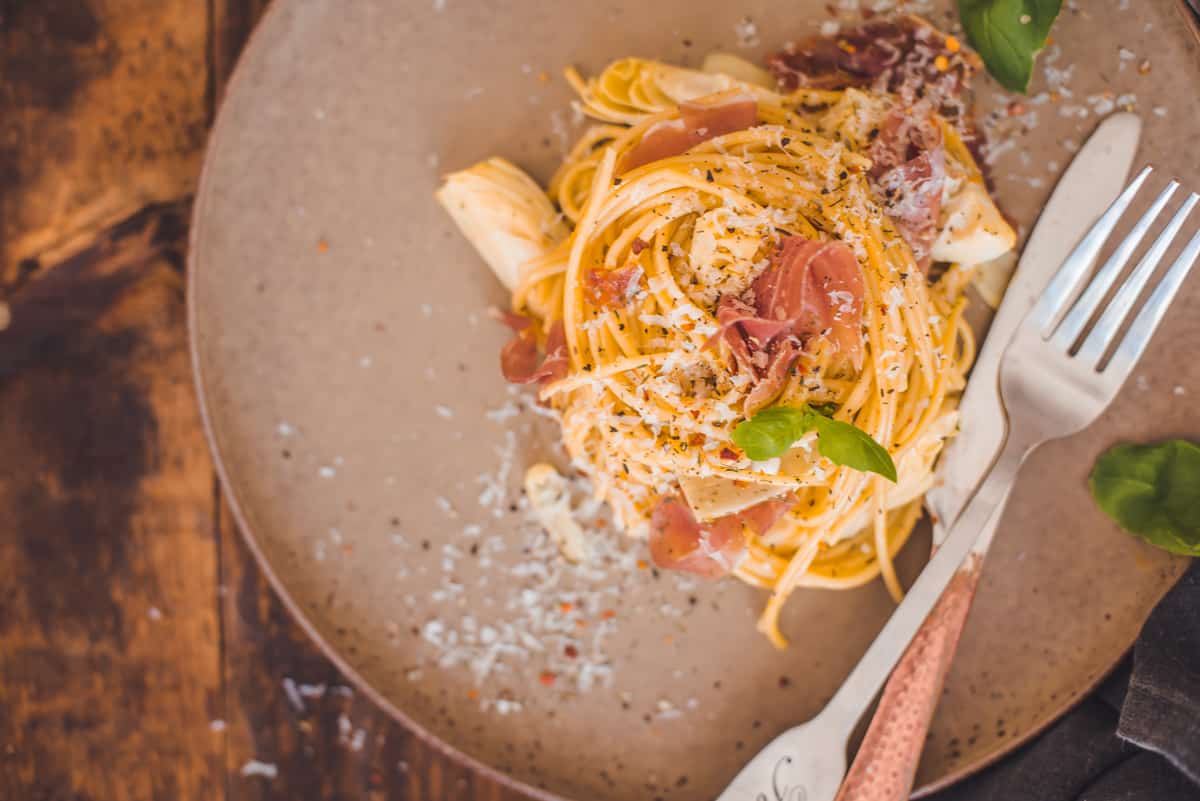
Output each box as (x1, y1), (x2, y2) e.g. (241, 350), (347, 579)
(929, 561), (1200, 801)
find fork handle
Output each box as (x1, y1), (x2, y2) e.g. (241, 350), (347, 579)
(833, 562), (982, 801)
(821, 436), (1029, 745)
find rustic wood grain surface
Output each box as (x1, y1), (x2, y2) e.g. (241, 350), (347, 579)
(0, 2), (526, 798)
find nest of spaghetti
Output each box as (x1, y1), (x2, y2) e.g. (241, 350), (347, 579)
(437, 16), (1015, 646)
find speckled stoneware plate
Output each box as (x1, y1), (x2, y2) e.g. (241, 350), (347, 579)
(189, 1), (1199, 798)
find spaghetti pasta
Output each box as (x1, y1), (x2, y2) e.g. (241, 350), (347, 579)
(436, 20), (1015, 647)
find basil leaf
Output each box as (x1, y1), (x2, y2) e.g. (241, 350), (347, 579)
(809, 414), (898, 482)
(731, 404), (898, 481)
(1089, 440), (1200, 557)
(731, 406), (812, 461)
(959, 0), (1062, 93)
(809, 402), (841, 417)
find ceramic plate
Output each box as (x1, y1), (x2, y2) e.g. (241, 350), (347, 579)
(189, 2), (1199, 798)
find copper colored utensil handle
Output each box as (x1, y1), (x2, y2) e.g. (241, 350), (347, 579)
(834, 561), (983, 801)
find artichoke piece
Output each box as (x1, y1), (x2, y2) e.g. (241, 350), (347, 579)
(567, 57), (771, 124)
(701, 51), (776, 90)
(436, 157), (567, 292)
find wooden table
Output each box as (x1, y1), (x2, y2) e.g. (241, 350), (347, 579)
(0, 2), (526, 798)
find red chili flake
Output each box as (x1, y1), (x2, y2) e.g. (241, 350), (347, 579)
(564, 644), (579, 659)
(575, 619), (588, 629)
(467, 688), (480, 700)
(631, 237), (650, 254)
(637, 559), (649, 570)
(720, 448), (740, 461)
(559, 601), (574, 614)
(539, 671), (557, 686)
(600, 609), (617, 620)
(1006, 101), (1027, 116)
(316, 238), (330, 253)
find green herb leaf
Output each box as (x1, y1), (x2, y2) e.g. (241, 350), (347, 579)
(958, 0), (1062, 93)
(730, 404), (897, 481)
(731, 406), (811, 462)
(1089, 440), (1200, 556)
(809, 414), (898, 482)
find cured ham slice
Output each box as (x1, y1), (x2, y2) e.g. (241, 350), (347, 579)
(752, 237), (866, 370)
(499, 317), (569, 385)
(710, 237), (865, 410)
(649, 496), (795, 578)
(584, 264), (645, 309)
(869, 109), (946, 270)
(619, 94), (758, 173)
(766, 15), (979, 116)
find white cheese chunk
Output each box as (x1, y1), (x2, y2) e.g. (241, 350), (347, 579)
(523, 463), (590, 563)
(678, 475), (790, 522)
(931, 181), (1016, 267)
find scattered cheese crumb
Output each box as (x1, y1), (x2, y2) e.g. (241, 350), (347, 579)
(282, 677), (305, 712)
(734, 17), (760, 48)
(240, 761), (278, 779)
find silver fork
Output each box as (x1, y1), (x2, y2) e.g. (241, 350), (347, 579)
(716, 165), (1200, 801)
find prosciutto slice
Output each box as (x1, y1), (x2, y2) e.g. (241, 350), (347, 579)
(710, 236), (865, 411)
(869, 109), (946, 270)
(766, 15), (978, 117)
(753, 237), (866, 369)
(767, 14), (988, 176)
(584, 264), (644, 309)
(618, 94), (758, 173)
(499, 316), (569, 385)
(649, 496), (795, 578)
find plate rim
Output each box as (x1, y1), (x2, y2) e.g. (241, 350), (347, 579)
(186, 1), (1200, 798)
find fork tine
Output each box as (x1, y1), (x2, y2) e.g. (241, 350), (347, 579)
(1050, 180), (1179, 350)
(1078, 193), (1199, 367)
(1031, 165), (1153, 336)
(1103, 227), (1200, 379)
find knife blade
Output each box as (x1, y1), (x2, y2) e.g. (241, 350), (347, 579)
(834, 112), (1143, 801)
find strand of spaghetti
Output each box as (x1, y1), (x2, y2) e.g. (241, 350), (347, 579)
(562, 148), (617, 365)
(541, 354), (666, 398)
(754, 535), (823, 648)
(797, 502), (925, 589)
(874, 479), (904, 601)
